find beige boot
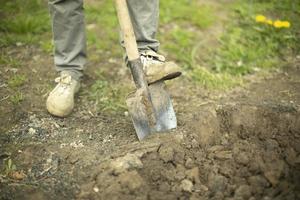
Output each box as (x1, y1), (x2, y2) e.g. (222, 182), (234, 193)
(140, 50), (181, 84)
(46, 72), (80, 117)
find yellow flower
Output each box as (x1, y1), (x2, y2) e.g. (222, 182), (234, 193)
(255, 15), (267, 23)
(281, 21), (291, 28)
(266, 20), (273, 25)
(273, 20), (283, 28)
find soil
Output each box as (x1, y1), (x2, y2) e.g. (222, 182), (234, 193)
(0, 44), (300, 200)
(1, 1), (300, 199)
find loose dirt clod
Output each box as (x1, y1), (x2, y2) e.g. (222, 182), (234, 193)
(110, 153), (143, 175)
(185, 167), (200, 184)
(234, 185), (252, 199)
(158, 145), (174, 163)
(180, 179), (193, 192)
(119, 170), (144, 192)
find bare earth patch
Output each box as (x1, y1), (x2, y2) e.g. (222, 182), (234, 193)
(0, 45), (299, 199)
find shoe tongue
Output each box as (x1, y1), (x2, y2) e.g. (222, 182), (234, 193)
(55, 75), (72, 84)
(141, 50), (166, 62)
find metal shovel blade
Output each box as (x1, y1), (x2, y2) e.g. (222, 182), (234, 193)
(126, 88), (153, 141)
(126, 81), (177, 140)
(149, 81), (177, 132)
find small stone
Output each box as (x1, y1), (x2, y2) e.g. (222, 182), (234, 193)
(191, 139), (199, 148)
(219, 162), (233, 177)
(158, 145), (174, 162)
(208, 173), (227, 193)
(185, 167), (200, 183)
(234, 185), (252, 199)
(180, 179), (193, 192)
(174, 132), (184, 142)
(159, 182), (170, 191)
(93, 186), (99, 193)
(70, 141), (84, 148)
(235, 152), (250, 165)
(263, 160), (284, 186)
(175, 164), (185, 181)
(28, 128), (36, 135)
(9, 171), (26, 180)
(199, 184), (209, 192)
(110, 153), (143, 175)
(124, 111), (129, 117)
(215, 150), (233, 160)
(285, 148), (297, 166)
(248, 176), (269, 194)
(174, 148), (185, 164)
(185, 157), (194, 169)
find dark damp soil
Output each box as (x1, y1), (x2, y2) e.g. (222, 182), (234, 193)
(0, 44), (299, 200)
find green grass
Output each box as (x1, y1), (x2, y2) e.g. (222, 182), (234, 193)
(191, 66), (242, 89)
(160, 0), (215, 28)
(85, 1), (122, 58)
(0, 54), (21, 68)
(7, 74), (26, 105)
(1, 0), (299, 110)
(2, 158), (16, 176)
(9, 92), (24, 105)
(209, 0), (298, 76)
(188, 0), (298, 88)
(0, 0), (50, 46)
(40, 40), (54, 54)
(88, 71), (130, 113)
(159, 1), (216, 69)
(8, 75), (27, 89)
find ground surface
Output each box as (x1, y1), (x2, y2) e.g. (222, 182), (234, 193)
(1, 50), (300, 200)
(1, 0), (300, 200)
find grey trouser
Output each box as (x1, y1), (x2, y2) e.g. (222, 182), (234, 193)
(48, 0), (160, 79)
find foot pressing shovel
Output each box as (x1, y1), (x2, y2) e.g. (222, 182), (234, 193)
(115, 0), (180, 140)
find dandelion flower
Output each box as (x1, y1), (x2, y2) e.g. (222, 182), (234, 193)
(266, 20), (273, 25)
(256, 15), (267, 23)
(281, 21), (291, 28)
(274, 20), (283, 28)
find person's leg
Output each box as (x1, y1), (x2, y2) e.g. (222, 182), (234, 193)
(47, 0), (86, 117)
(126, 0), (160, 52)
(125, 0), (181, 83)
(48, 0), (87, 80)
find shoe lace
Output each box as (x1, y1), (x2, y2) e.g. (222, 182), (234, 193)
(140, 55), (163, 69)
(54, 75), (72, 90)
(55, 75), (72, 84)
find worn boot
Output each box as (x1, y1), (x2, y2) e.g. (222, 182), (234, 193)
(140, 50), (181, 84)
(46, 72), (80, 117)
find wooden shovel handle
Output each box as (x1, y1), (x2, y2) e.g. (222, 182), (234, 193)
(115, 0), (139, 61)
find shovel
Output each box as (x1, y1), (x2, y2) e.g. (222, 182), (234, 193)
(115, 0), (179, 140)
